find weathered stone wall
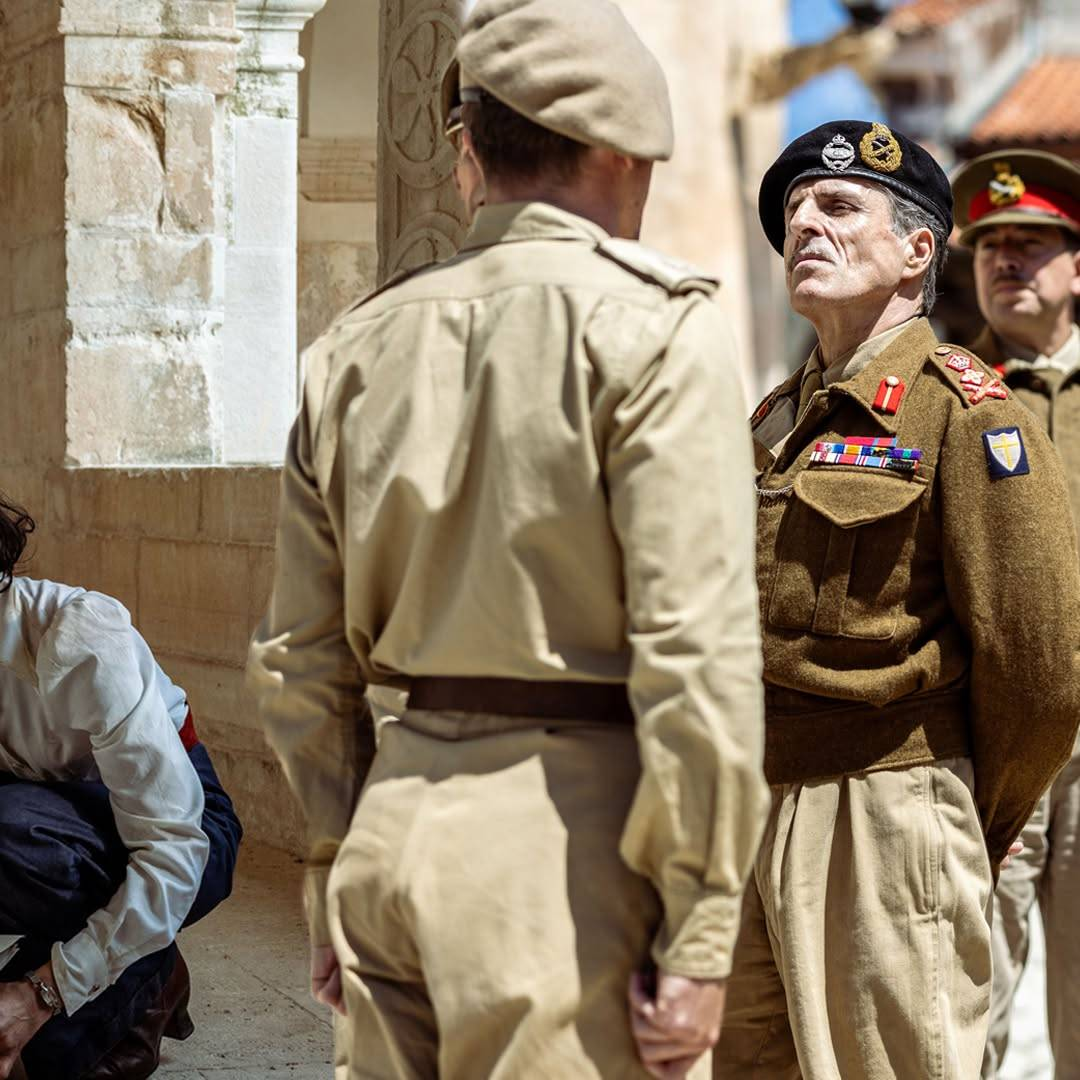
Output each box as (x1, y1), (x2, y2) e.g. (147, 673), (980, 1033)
(297, 0), (379, 352)
(61, 2), (236, 467)
(0, 0), (313, 854)
(617, 0), (788, 397)
(0, 0), (68, 514)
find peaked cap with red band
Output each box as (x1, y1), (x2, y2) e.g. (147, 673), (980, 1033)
(952, 149), (1080, 246)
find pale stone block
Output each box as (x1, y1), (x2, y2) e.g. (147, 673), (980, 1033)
(47, 467), (204, 541)
(0, 313), (66, 465)
(232, 115), (298, 247)
(0, 467), (47, 524)
(198, 467), (281, 544)
(67, 305), (223, 339)
(195, 730), (306, 854)
(60, 0), (237, 39)
(221, 246), (297, 462)
(248, 545), (277, 627)
(10, 234), (66, 314)
(165, 90), (216, 233)
(66, 340), (216, 465)
(153, 655), (259, 732)
(66, 89), (165, 228)
(65, 37), (237, 96)
(138, 539), (254, 663)
(2, 2), (63, 67)
(67, 232), (219, 309)
(2, 95), (65, 242)
(48, 533), (140, 616)
(297, 240), (377, 351)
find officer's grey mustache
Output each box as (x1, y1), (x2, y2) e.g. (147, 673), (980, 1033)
(787, 242), (834, 272)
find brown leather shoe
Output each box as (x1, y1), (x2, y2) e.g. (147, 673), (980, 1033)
(79, 951), (195, 1080)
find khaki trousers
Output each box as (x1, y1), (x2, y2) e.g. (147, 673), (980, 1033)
(982, 750), (1080, 1078)
(328, 714), (708, 1079)
(714, 758), (993, 1080)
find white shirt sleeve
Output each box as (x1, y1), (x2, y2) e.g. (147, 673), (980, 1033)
(34, 594), (209, 1014)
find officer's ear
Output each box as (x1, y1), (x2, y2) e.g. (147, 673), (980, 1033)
(1069, 240), (1080, 300)
(900, 226), (935, 283)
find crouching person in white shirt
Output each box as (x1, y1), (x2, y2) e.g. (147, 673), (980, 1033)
(0, 495), (243, 1080)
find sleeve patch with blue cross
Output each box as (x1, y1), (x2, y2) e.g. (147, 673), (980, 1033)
(983, 427), (1030, 479)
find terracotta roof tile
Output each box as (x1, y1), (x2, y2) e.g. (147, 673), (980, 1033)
(888, 0), (991, 31)
(968, 57), (1080, 149)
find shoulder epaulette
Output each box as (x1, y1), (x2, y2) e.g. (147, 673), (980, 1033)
(340, 260), (440, 318)
(929, 343), (1009, 408)
(597, 238), (720, 296)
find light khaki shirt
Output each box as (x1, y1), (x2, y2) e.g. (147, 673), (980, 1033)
(998, 324), (1080, 376)
(248, 201), (768, 978)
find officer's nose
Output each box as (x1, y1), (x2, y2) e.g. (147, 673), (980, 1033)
(785, 201), (827, 257)
(993, 245), (1022, 275)
(787, 198), (823, 237)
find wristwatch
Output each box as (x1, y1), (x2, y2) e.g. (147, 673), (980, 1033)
(24, 972), (64, 1017)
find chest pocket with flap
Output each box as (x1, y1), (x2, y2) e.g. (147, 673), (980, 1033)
(767, 467), (928, 640)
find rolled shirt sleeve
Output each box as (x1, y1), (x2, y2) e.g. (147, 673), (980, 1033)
(247, 350), (376, 947)
(604, 298), (770, 979)
(35, 595), (209, 1014)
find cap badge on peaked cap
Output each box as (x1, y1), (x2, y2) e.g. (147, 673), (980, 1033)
(821, 134), (856, 172)
(859, 123), (903, 174)
(988, 161), (1027, 208)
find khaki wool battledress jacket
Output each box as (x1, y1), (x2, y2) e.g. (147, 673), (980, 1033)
(971, 325), (1080, 539)
(248, 201), (770, 980)
(752, 317), (1080, 867)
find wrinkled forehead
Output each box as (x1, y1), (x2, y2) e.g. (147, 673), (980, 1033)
(784, 174), (888, 211)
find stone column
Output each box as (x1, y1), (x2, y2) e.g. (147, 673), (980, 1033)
(228, 0), (327, 462)
(377, 0), (467, 283)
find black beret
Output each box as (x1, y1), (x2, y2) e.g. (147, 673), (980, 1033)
(758, 120), (954, 254)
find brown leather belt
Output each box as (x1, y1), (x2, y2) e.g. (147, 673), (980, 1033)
(764, 685), (971, 785)
(407, 677), (634, 723)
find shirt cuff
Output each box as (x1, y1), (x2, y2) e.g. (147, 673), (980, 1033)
(51, 932), (111, 1015)
(651, 888), (744, 980)
(303, 866), (333, 948)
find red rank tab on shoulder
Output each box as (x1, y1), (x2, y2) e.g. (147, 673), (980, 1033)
(873, 375), (905, 415)
(945, 353), (971, 372)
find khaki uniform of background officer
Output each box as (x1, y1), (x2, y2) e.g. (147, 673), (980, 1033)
(950, 149), (1080, 1079)
(713, 121), (1080, 1080)
(248, 1), (770, 1077)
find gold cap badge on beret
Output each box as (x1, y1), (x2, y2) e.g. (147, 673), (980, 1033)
(821, 134), (855, 172)
(987, 161), (1026, 208)
(859, 123), (903, 174)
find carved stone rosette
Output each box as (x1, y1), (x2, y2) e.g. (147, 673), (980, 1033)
(377, 0), (468, 282)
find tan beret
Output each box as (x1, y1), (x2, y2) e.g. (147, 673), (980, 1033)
(451, 0), (674, 162)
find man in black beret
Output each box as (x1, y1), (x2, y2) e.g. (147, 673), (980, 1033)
(714, 120), (1080, 1078)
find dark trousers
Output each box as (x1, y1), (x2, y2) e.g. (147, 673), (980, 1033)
(0, 743), (243, 1078)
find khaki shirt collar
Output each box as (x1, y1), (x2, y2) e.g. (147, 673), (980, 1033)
(460, 201), (611, 253)
(828, 316), (938, 437)
(992, 324), (1080, 378)
(810, 318), (917, 388)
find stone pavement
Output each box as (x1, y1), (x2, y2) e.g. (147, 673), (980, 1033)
(159, 843), (1056, 1079)
(1000, 913), (1052, 1080)
(159, 843), (333, 1078)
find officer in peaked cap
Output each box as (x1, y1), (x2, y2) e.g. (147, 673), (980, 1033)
(249, 0), (770, 1077)
(714, 120), (1080, 1079)
(952, 149), (1080, 1078)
